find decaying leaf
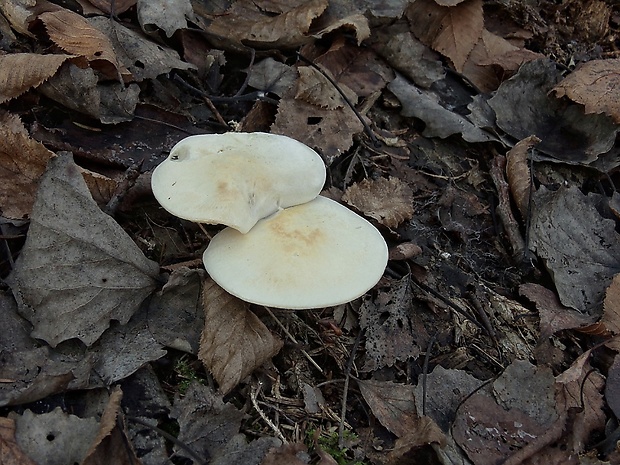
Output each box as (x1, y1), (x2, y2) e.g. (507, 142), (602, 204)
(0, 417), (37, 465)
(602, 274), (620, 335)
(199, 279), (283, 394)
(248, 58), (298, 97)
(272, 95), (363, 165)
(260, 443), (308, 465)
(553, 58), (620, 124)
(360, 276), (428, 371)
(0, 111), (55, 219)
(10, 153), (160, 347)
(342, 176), (414, 229)
(295, 65), (355, 109)
(489, 59), (618, 164)
(82, 387), (141, 465)
(13, 408), (100, 465)
(606, 353), (620, 420)
(83, 0), (136, 15)
(406, 0), (484, 72)
(505, 135), (539, 220)
(357, 379), (416, 438)
(137, 0), (194, 38)
(0, 53), (75, 104)
(206, 0), (329, 49)
(530, 186), (620, 312)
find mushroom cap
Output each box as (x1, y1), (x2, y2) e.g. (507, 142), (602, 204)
(151, 132), (326, 233)
(203, 196), (388, 309)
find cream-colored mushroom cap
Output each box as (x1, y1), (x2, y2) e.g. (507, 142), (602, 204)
(151, 132), (326, 233)
(203, 196), (388, 309)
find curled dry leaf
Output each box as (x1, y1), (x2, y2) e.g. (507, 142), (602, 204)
(342, 177), (414, 229)
(0, 53), (75, 104)
(505, 135), (540, 220)
(553, 58), (620, 124)
(199, 279), (283, 394)
(0, 112), (56, 219)
(39, 10), (126, 81)
(206, 0), (329, 49)
(406, 0), (484, 72)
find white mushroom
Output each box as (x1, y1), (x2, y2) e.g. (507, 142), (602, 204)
(151, 132), (326, 233)
(203, 196), (388, 309)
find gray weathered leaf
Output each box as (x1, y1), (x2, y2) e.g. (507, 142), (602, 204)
(10, 153), (159, 347)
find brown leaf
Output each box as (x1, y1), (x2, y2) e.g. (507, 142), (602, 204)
(0, 53), (74, 104)
(505, 135), (540, 220)
(260, 443), (308, 465)
(357, 379), (444, 451)
(82, 387), (141, 465)
(0, 112), (56, 219)
(272, 96), (363, 165)
(39, 10), (125, 80)
(199, 279), (283, 394)
(0, 417), (38, 465)
(206, 0), (329, 49)
(10, 153), (159, 347)
(519, 283), (597, 339)
(406, 0), (484, 72)
(386, 418), (446, 463)
(553, 58), (620, 124)
(342, 177), (414, 229)
(295, 66), (355, 109)
(83, 0), (136, 15)
(137, 0), (193, 38)
(602, 273), (620, 335)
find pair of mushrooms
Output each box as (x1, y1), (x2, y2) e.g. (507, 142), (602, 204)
(151, 132), (388, 309)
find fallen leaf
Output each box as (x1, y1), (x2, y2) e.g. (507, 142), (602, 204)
(13, 408), (100, 465)
(553, 58), (620, 124)
(386, 418), (446, 463)
(272, 95), (363, 165)
(82, 387), (141, 465)
(0, 53), (74, 104)
(10, 153), (160, 347)
(260, 443), (308, 465)
(0, 0), (37, 36)
(606, 353), (620, 419)
(505, 135), (539, 220)
(310, 2), (370, 45)
(296, 65), (356, 109)
(530, 186), (620, 312)
(488, 59), (617, 164)
(342, 177), (414, 229)
(406, 0), (484, 72)
(39, 10), (126, 80)
(387, 74), (498, 143)
(83, 0), (136, 15)
(137, 0), (194, 38)
(199, 279), (283, 394)
(0, 417), (38, 465)
(0, 111), (56, 219)
(360, 276), (427, 371)
(248, 58), (298, 97)
(206, 0), (329, 49)
(602, 274), (620, 335)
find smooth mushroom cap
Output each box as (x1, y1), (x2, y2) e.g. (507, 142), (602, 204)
(151, 132), (326, 233)
(203, 196), (388, 309)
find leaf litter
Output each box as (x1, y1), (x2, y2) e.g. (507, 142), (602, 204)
(1, 0), (620, 464)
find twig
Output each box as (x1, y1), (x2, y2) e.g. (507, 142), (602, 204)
(127, 416), (208, 465)
(251, 381), (287, 444)
(296, 53), (380, 148)
(339, 329), (363, 448)
(264, 306), (326, 376)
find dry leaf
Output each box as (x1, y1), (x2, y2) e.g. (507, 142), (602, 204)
(0, 53), (74, 104)
(0, 417), (38, 465)
(272, 95), (363, 165)
(0, 0), (36, 36)
(82, 387), (141, 465)
(0, 112), (56, 219)
(39, 10), (125, 80)
(260, 443), (308, 465)
(137, 0), (194, 38)
(553, 58), (620, 124)
(248, 58), (298, 97)
(295, 65), (355, 109)
(10, 153), (160, 347)
(342, 177), (414, 229)
(406, 0), (484, 72)
(199, 279), (283, 394)
(206, 0), (329, 49)
(505, 135), (539, 220)
(602, 274), (620, 335)
(83, 0), (136, 14)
